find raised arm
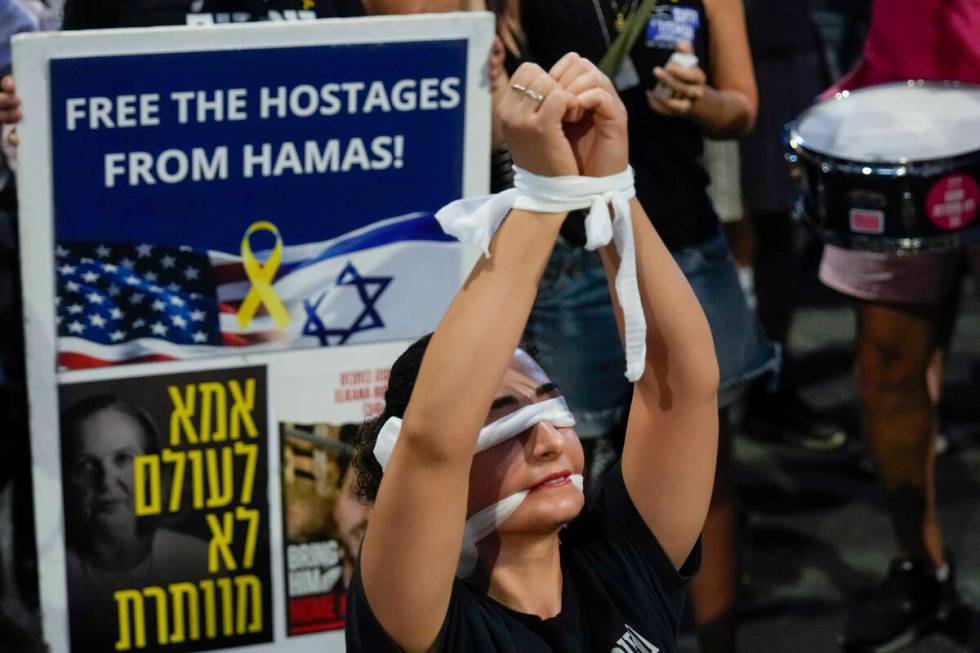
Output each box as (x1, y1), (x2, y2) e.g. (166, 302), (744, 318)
(607, 197), (719, 569)
(359, 64), (578, 653)
(551, 54), (719, 568)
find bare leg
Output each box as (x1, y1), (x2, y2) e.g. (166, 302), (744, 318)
(691, 411), (738, 653)
(927, 282), (961, 443)
(855, 301), (945, 567)
(926, 349), (944, 442)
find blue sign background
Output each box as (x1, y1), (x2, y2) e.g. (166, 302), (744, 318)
(50, 39), (467, 253)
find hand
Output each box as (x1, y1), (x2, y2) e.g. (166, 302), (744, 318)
(549, 53), (628, 178)
(647, 42), (707, 118)
(499, 62), (579, 177)
(0, 75), (21, 126)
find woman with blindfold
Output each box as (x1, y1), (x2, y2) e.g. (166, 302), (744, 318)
(346, 54), (719, 653)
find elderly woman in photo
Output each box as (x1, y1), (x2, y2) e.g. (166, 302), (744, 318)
(60, 395), (208, 652)
(345, 55), (718, 652)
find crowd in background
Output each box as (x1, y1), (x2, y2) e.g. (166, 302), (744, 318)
(5, 1), (980, 652)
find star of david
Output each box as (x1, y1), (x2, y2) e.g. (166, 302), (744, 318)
(302, 262), (392, 346)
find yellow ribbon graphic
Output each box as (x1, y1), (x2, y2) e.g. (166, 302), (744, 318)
(237, 220), (291, 331)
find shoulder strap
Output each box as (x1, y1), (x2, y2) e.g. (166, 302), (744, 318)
(598, 0), (659, 77)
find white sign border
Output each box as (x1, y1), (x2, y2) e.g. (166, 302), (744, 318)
(13, 13), (493, 652)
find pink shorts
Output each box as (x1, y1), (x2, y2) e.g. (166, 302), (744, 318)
(819, 244), (980, 304)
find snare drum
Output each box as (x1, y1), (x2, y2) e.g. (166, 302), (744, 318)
(784, 82), (980, 254)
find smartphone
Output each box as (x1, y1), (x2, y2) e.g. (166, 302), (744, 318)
(652, 51), (699, 97)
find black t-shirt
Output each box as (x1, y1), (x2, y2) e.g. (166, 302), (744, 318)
(521, 0), (718, 250)
(346, 463), (701, 652)
(62, 0), (364, 30)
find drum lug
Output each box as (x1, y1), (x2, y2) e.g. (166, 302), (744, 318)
(786, 153), (809, 223)
(901, 189), (917, 234)
(791, 195), (807, 223)
(816, 179), (827, 223)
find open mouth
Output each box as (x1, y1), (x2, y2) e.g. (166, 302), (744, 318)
(529, 471), (572, 492)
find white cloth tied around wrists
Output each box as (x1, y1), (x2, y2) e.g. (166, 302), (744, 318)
(435, 166), (646, 381)
(373, 396), (584, 578)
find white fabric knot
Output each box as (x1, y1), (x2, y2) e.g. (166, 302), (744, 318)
(374, 397), (575, 472)
(435, 166), (646, 381)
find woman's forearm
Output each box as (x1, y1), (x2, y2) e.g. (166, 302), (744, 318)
(599, 197), (718, 565)
(399, 211), (566, 459)
(598, 199), (719, 399)
(689, 86), (757, 138)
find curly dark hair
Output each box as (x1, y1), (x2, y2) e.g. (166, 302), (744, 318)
(353, 333), (434, 502)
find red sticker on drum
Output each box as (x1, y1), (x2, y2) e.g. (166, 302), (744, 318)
(926, 175), (979, 231)
(849, 209), (885, 234)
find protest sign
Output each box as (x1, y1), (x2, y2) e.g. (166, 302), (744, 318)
(59, 366), (272, 652)
(41, 22), (482, 367)
(15, 13), (492, 652)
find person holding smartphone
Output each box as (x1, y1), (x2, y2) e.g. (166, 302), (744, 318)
(506, 3), (773, 651)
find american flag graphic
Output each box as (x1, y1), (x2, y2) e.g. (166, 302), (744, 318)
(55, 241), (281, 369)
(55, 213), (462, 370)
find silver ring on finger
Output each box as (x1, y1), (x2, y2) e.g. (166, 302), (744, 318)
(510, 82), (545, 104)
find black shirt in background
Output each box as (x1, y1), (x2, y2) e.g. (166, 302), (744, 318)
(62, 0), (364, 30)
(521, 0), (718, 250)
(743, 0), (822, 56)
(346, 462), (701, 652)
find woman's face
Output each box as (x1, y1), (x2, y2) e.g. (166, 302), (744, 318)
(467, 350), (585, 536)
(65, 408), (146, 535)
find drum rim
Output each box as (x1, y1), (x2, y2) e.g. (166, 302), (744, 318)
(784, 80), (980, 175)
